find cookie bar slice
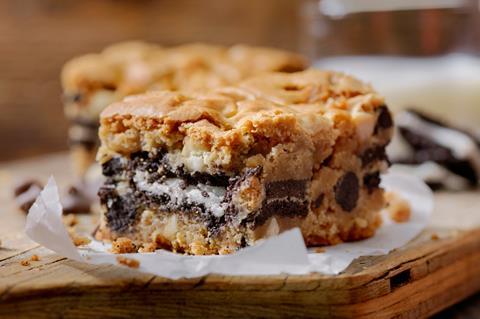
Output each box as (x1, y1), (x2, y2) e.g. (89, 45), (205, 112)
(61, 41), (308, 176)
(96, 69), (393, 255)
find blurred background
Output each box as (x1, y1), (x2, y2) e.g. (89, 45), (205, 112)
(1, 0), (480, 162)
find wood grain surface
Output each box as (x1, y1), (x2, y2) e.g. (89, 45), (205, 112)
(0, 153), (479, 318)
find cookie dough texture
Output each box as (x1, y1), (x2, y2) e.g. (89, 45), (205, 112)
(61, 41), (308, 176)
(96, 69), (393, 255)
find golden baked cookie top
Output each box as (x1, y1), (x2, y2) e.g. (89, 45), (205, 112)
(61, 41), (308, 95)
(98, 69), (390, 174)
(101, 69), (380, 126)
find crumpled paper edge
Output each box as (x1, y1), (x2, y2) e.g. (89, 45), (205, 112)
(25, 171), (433, 279)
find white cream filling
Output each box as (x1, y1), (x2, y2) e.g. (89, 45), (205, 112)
(133, 170), (227, 217)
(165, 151), (211, 173)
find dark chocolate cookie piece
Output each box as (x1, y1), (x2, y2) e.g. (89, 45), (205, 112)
(265, 179), (307, 199)
(361, 146), (388, 167)
(99, 185), (138, 233)
(102, 157), (126, 177)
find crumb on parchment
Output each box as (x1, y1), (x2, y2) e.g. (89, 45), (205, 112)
(68, 227), (92, 246)
(63, 214), (78, 227)
(138, 242), (156, 253)
(385, 191), (411, 223)
(116, 256), (140, 269)
(110, 237), (137, 254)
(431, 233), (440, 241)
(30, 254), (40, 261)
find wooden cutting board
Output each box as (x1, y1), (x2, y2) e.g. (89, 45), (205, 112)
(0, 153), (479, 319)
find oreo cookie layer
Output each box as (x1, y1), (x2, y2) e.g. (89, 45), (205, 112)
(244, 179), (308, 228)
(393, 109), (480, 189)
(101, 152), (311, 234)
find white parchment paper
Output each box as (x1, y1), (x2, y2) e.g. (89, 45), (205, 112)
(25, 171), (433, 279)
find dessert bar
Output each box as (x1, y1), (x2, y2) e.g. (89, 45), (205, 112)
(96, 69), (393, 254)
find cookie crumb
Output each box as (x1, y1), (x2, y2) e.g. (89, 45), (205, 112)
(431, 233), (439, 241)
(63, 214), (78, 227)
(315, 247), (326, 253)
(138, 242), (156, 253)
(72, 235), (91, 246)
(20, 260), (31, 266)
(30, 254), (40, 261)
(116, 256), (140, 269)
(68, 228), (91, 246)
(385, 192), (411, 223)
(111, 237), (137, 254)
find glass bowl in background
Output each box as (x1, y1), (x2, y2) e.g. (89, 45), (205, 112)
(300, 0), (480, 128)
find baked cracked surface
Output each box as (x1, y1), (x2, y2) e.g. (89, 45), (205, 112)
(61, 41), (308, 176)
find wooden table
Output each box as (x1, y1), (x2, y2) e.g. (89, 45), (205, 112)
(0, 153), (479, 318)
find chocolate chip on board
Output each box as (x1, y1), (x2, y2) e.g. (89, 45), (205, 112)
(334, 172), (359, 212)
(13, 179), (44, 213)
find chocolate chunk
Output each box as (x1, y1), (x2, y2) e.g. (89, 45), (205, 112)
(374, 105), (393, 133)
(311, 194), (324, 209)
(361, 146), (387, 167)
(335, 172), (359, 212)
(265, 180), (306, 199)
(13, 179), (43, 213)
(61, 186), (91, 214)
(322, 154), (334, 166)
(363, 172), (381, 193)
